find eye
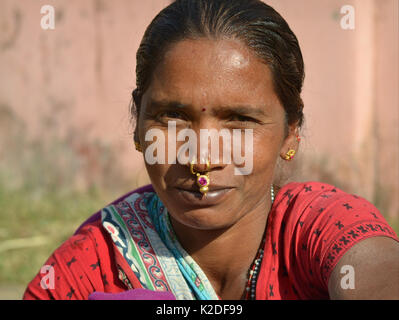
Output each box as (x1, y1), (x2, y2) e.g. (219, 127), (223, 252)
(158, 110), (186, 120)
(228, 114), (258, 123)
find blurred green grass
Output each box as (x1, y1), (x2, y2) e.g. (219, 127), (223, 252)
(0, 183), (121, 285)
(387, 217), (399, 237)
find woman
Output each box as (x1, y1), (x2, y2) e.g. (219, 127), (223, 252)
(24, 0), (398, 300)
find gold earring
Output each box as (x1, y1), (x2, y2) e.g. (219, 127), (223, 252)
(284, 149), (296, 161)
(135, 142), (142, 152)
(190, 159), (210, 196)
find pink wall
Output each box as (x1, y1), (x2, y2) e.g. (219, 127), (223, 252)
(0, 0), (397, 218)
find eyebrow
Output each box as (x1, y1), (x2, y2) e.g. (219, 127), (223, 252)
(213, 105), (268, 117)
(147, 99), (269, 117)
(147, 99), (188, 110)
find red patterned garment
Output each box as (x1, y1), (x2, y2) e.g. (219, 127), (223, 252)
(23, 182), (398, 300)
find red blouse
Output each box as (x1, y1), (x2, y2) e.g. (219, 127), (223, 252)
(23, 181), (398, 300)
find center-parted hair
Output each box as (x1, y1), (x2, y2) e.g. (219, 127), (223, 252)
(132, 0), (305, 129)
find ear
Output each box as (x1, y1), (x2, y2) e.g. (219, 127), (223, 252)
(133, 121), (142, 153)
(132, 116), (140, 146)
(132, 89), (141, 110)
(279, 123), (300, 160)
(133, 129), (140, 144)
(132, 89), (141, 144)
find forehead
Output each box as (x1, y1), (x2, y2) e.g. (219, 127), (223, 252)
(143, 38), (279, 109)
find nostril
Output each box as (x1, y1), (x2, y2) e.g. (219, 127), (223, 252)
(190, 161), (226, 174)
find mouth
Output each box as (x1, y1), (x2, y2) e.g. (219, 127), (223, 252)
(174, 185), (235, 206)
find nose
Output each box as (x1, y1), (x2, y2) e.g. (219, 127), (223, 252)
(189, 147), (227, 174)
(185, 120), (229, 173)
(190, 154), (211, 174)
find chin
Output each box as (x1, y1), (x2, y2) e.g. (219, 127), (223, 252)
(168, 206), (238, 231)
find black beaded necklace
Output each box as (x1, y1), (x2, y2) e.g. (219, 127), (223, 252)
(244, 185), (275, 300)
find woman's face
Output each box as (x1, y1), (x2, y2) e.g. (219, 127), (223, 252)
(136, 38), (296, 231)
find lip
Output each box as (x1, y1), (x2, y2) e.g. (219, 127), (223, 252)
(174, 186), (234, 207)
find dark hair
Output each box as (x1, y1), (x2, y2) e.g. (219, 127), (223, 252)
(132, 0), (305, 130)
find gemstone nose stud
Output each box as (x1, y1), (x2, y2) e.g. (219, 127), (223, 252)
(190, 159), (210, 196)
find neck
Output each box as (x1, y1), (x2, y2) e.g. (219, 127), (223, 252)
(169, 196), (272, 299)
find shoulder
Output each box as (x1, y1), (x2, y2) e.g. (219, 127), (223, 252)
(274, 181), (389, 225)
(276, 181), (348, 203)
(275, 181), (397, 249)
(74, 184), (155, 235)
(69, 183), (159, 271)
(271, 181), (398, 297)
(23, 217), (108, 300)
(23, 185), (155, 300)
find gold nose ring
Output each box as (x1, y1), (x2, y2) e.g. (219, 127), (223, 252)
(190, 159), (210, 196)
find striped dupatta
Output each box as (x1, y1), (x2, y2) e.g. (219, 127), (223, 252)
(100, 187), (219, 300)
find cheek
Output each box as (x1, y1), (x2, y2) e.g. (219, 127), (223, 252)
(251, 128), (284, 170)
(144, 163), (169, 189)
